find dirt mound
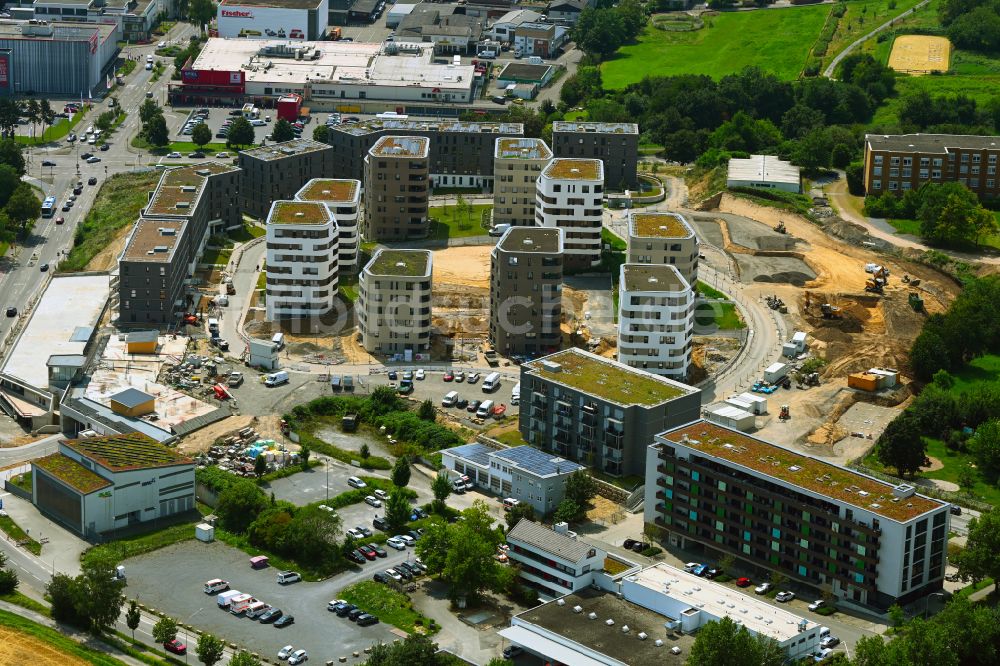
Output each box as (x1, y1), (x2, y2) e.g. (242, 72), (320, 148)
(289, 341), (324, 354)
(754, 271), (814, 286)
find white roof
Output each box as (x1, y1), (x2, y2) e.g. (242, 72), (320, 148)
(792, 331), (807, 343)
(727, 154), (800, 186)
(707, 404), (754, 420)
(495, 9), (543, 25)
(766, 362), (787, 373)
(736, 392), (768, 404)
(498, 626), (608, 666)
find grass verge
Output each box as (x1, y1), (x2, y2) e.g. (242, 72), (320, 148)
(0, 591), (50, 616)
(0, 514), (41, 555)
(428, 203), (492, 240)
(338, 580), (439, 634)
(697, 281), (727, 300)
(81, 522), (195, 569)
(0, 608), (128, 665)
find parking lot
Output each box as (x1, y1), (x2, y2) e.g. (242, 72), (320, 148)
(125, 539), (420, 661)
(174, 107), (312, 143)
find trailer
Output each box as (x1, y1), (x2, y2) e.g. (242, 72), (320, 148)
(764, 362), (790, 384)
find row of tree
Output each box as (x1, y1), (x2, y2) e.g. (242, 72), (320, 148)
(149, 613), (226, 664)
(940, 0), (1000, 54)
(863, 181), (999, 248)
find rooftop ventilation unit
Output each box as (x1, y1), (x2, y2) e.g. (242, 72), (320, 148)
(605, 619), (614, 626)
(572, 605), (583, 613)
(588, 612), (598, 620)
(176, 201), (191, 209)
(638, 632), (647, 640)
(655, 639), (664, 647)
(540, 360), (561, 373)
(893, 483), (916, 499)
(181, 185), (196, 192)
(159, 228), (176, 236)
(621, 625), (629, 633)
(556, 599), (565, 606)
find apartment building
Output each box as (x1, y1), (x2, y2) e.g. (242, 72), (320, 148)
(493, 137), (552, 228)
(645, 420), (951, 608)
(551, 121), (639, 190)
(238, 138), (336, 219)
(357, 249), (433, 354)
(519, 348), (701, 477)
(363, 135), (431, 241)
(863, 133), (1000, 199)
(618, 264), (693, 380)
(489, 227), (563, 357)
(626, 211), (699, 288)
(118, 162), (241, 325)
(535, 158), (603, 270)
(264, 201), (339, 320)
(507, 519), (606, 598)
(295, 178), (361, 274)
(325, 119), (524, 186)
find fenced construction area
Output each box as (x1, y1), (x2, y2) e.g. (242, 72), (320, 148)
(888, 35), (951, 74)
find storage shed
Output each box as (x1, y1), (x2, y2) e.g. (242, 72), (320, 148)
(125, 330), (158, 354)
(704, 404), (755, 432)
(196, 523), (215, 542)
(109, 388), (155, 417)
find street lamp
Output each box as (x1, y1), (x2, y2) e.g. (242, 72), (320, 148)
(183, 608), (203, 663)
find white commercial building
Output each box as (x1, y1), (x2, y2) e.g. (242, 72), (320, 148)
(216, 0), (329, 40)
(726, 154), (802, 193)
(489, 8), (543, 41)
(617, 264), (693, 380)
(265, 200), (339, 320)
(295, 178), (361, 274)
(534, 158), (604, 270)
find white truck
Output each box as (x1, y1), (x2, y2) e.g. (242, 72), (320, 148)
(229, 593), (255, 615)
(216, 589), (241, 609)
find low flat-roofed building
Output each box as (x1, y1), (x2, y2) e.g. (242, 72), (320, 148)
(496, 62), (555, 88)
(726, 154), (801, 193)
(294, 178), (361, 273)
(618, 264), (693, 380)
(626, 211), (698, 287)
(265, 200), (339, 320)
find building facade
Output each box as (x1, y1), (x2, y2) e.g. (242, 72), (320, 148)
(626, 212), (699, 288)
(295, 178), (361, 274)
(216, 0), (329, 41)
(863, 133), (1000, 200)
(0, 20), (119, 97)
(363, 135), (430, 241)
(534, 158), (603, 270)
(489, 227), (563, 357)
(507, 519), (606, 598)
(551, 121), (639, 190)
(519, 348), (701, 477)
(645, 421), (951, 608)
(237, 138), (336, 219)
(357, 249), (432, 354)
(618, 264), (693, 380)
(493, 137), (552, 228)
(265, 201), (339, 320)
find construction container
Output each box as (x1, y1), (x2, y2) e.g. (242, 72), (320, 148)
(196, 523), (215, 542)
(735, 392), (768, 415)
(725, 397), (754, 412)
(848, 373), (878, 391)
(791, 331), (807, 352)
(764, 362), (790, 384)
(869, 367), (899, 389)
(782, 342), (798, 358)
(704, 404), (755, 432)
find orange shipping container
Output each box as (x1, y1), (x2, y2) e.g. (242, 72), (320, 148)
(848, 373), (878, 391)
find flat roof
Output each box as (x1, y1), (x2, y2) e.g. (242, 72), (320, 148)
(659, 421), (945, 522)
(620, 264), (689, 293)
(267, 200), (332, 225)
(508, 519), (597, 562)
(336, 119), (522, 138)
(727, 154), (800, 185)
(121, 219), (185, 263)
(495, 137), (552, 160)
(552, 121), (639, 135)
(146, 162), (238, 217)
(525, 348), (695, 407)
(241, 138), (329, 162)
(369, 135), (429, 158)
(110, 387), (154, 409)
(295, 178), (360, 204)
(496, 227), (562, 254)
(866, 133), (1000, 154)
(628, 212), (694, 239)
(62, 432), (192, 472)
(364, 249), (431, 277)
(220, 0), (322, 7)
(627, 563), (819, 643)
(543, 158), (602, 181)
(126, 330), (159, 344)
(493, 445), (584, 477)
(34, 453), (111, 494)
(497, 62), (553, 82)
(442, 442), (493, 467)
(1, 274), (109, 389)
(0, 20), (116, 42)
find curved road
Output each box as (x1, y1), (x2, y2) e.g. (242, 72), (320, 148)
(823, 0), (933, 77)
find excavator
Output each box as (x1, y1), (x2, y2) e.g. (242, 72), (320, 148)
(820, 303), (843, 319)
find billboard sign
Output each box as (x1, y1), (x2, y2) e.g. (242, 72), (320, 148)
(0, 53), (9, 91)
(216, 1), (328, 40)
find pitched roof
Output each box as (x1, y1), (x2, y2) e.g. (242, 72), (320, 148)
(34, 453), (112, 494)
(492, 446), (584, 478)
(110, 387), (155, 409)
(508, 518), (597, 563)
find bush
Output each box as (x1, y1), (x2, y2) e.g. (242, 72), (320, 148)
(641, 546), (663, 557)
(511, 585), (539, 606)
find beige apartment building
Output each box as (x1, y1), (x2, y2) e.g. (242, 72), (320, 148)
(358, 249), (433, 355)
(626, 212), (699, 288)
(493, 137), (552, 228)
(362, 135), (430, 241)
(863, 133), (1000, 199)
(489, 226), (564, 357)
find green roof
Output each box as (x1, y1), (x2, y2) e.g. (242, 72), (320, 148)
(268, 201), (331, 225)
(365, 249), (431, 277)
(34, 453), (111, 494)
(61, 433), (192, 472)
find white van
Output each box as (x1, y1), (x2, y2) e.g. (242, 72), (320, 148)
(146, 54), (153, 63)
(511, 382), (520, 405)
(244, 601), (269, 618)
(482, 372), (501, 393)
(272, 332), (285, 349)
(442, 390), (459, 407)
(203, 579), (229, 594)
(476, 399), (494, 418)
(489, 223), (511, 238)
(276, 571), (301, 585)
(265, 370), (289, 387)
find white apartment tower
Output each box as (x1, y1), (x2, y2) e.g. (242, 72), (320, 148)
(617, 263), (693, 380)
(534, 158), (604, 270)
(265, 200), (339, 320)
(295, 178), (361, 274)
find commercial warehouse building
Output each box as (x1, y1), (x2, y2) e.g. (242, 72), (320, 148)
(645, 421), (951, 608)
(32, 432), (195, 538)
(535, 158), (604, 270)
(295, 178), (361, 274)
(519, 348), (701, 478)
(863, 133), (1000, 199)
(363, 135), (430, 241)
(357, 249), (433, 355)
(265, 201), (339, 320)
(626, 212), (699, 288)
(726, 154), (801, 193)
(618, 264), (693, 381)
(493, 137), (551, 228)
(216, 0), (329, 41)
(238, 138), (335, 219)
(551, 122), (639, 191)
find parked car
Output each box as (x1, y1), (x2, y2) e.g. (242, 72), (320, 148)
(6, 307), (17, 317)
(705, 567), (722, 579)
(100, 143), (110, 151)
(691, 564), (707, 577)
(681, 563), (699, 573)
(335, 603), (357, 617)
(259, 607), (283, 623)
(454, 371), (465, 383)
(188, 152), (205, 159)
(328, 600), (349, 613)
(346, 528), (365, 540)
(820, 636), (840, 649)
(166, 152), (182, 158)
(443, 371), (454, 381)
(80, 152), (92, 160)
(374, 489), (389, 500)
(356, 613), (380, 627)
(373, 572), (389, 584)
(456, 398), (469, 409)
(274, 615), (295, 628)
(88, 177), (98, 185)
(397, 561), (419, 577)
(808, 599), (827, 612)
(735, 577), (752, 588)
(42, 160), (56, 167)
(86, 156), (101, 164)
(163, 639), (186, 655)
(415, 369), (425, 380)
(387, 370), (398, 380)
(364, 495), (382, 508)
(754, 582), (772, 595)
(503, 646), (524, 659)
(348, 550), (366, 564)
(467, 372), (481, 384)
(402, 370), (414, 381)
(278, 645), (295, 660)
(950, 504), (962, 515)
(348, 608), (366, 621)
(356, 525), (373, 538)
(373, 517), (388, 531)
(369, 543), (387, 558)
(396, 534), (415, 546)
(384, 569), (403, 582)
(386, 537), (406, 550)
(359, 545), (377, 561)
(775, 591), (795, 603)
(347, 476), (367, 489)
(467, 400), (481, 413)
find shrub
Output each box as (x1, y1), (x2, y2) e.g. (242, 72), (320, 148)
(641, 546), (663, 557)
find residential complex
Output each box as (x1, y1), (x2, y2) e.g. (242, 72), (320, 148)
(325, 119), (524, 186)
(237, 138), (336, 219)
(506, 519), (606, 598)
(519, 348), (701, 477)
(551, 121), (639, 190)
(618, 264), (693, 380)
(264, 201), (339, 320)
(626, 212), (699, 288)
(357, 249), (433, 354)
(295, 178), (361, 274)
(441, 442), (585, 514)
(645, 421), (951, 608)
(117, 162), (241, 325)
(863, 133), (1000, 199)
(493, 137), (552, 228)
(489, 227), (563, 357)
(363, 136), (431, 241)
(535, 158), (604, 270)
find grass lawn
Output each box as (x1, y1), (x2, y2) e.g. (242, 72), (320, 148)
(0, 608), (128, 665)
(824, 0), (922, 70)
(697, 281), (727, 300)
(15, 110), (85, 145)
(0, 591), (49, 616)
(81, 522), (195, 569)
(201, 247), (233, 266)
(603, 6), (830, 87)
(695, 301), (745, 330)
(428, 204), (492, 240)
(338, 581), (439, 634)
(58, 171), (162, 272)
(0, 514), (41, 555)
(339, 282), (359, 303)
(885, 214), (1000, 250)
(229, 223), (265, 242)
(490, 428), (530, 447)
(132, 137), (232, 155)
(601, 227), (626, 251)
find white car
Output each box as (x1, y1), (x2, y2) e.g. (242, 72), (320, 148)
(288, 650), (308, 665)
(364, 495), (382, 508)
(166, 152), (182, 158)
(384, 568), (403, 582)
(415, 369), (425, 380)
(215, 152), (230, 158)
(386, 537), (406, 550)
(808, 599), (826, 612)
(396, 534), (415, 546)
(251, 119), (266, 126)
(347, 476), (367, 489)
(374, 489), (389, 500)
(775, 591), (795, 603)
(820, 636), (840, 649)
(346, 528), (365, 540)
(754, 582), (772, 595)
(158, 41), (166, 48)
(683, 562), (701, 573)
(278, 645), (295, 660)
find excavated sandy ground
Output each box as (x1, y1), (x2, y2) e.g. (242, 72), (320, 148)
(433, 246), (492, 289)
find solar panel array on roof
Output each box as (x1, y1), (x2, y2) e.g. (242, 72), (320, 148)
(492, 445), (585, 477)
(443, 442), (493, 467)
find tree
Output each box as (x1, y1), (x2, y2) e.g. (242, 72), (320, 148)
(216, 478), (268, 533)
(0, 139), (25, 176)
(431, 471), (452, 510)
(553, 499), (580, 524)
(125, 600), (141, 642)
(24, 99), (39, 139)
(38, 99), (54, 139)
(564, 470), (597, 514)
(504, 502), (535, 531)
(226, 116), (255, 148)
(254, 453), (268, 479)
(363, 634), (441, 666)
(573, 8), (627, 61)
(196, 632), (225, 666)
(5, 183), (40, 233)
(0, 163), (20, 207)
(908, 384), (958, 437)
(686, 616), (784, 666)
(96, 111), (115, 132)
(0, 99), (20, 138)
(312, 124), (330, 143)
(948, 7), (1000, 54)
(230, 651), (263, 666)
(145, 115), (169, 148)
(189, 0), (216, 32)
(300, 445), (311, 471)
(956, 507), (1000, 584)
(971, 419), (1000, 483)
(77, 557), (126, 634)
(385, 488), (412, 534)
(418, 399), (436, 421)
(191, 122), (212, 147)
(887, 603), (906, 628)
(874, 412), (926, 477)
(152, 616), (178, 644)
(47, 573), (86, 627)
(139, 99), (162, 125)
(271, 118), (295, 142)
(392, 456), (411, 488)
(830, 143), (853, 169)
(486, 659), (514, 666)
(910, 329), (952, 380)
(958, 463), (978, 496)
(0, 564), (17, 595)
(360, 443), (371, 459)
